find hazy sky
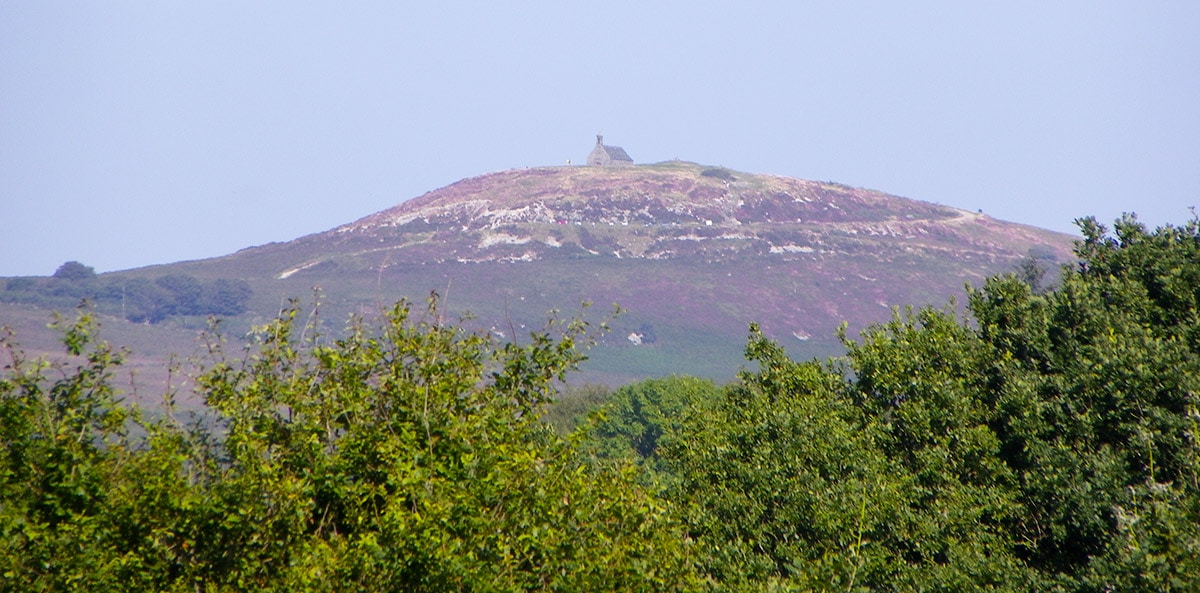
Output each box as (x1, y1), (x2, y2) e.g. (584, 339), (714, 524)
(2, 2), (1197, 276)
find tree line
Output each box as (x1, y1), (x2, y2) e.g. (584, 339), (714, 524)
(1, 214), (1198, 591)
(2, 263), (251, 323)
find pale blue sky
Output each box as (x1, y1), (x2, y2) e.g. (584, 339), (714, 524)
(2, 2), (1197, 276)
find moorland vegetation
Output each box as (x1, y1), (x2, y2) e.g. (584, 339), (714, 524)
(2, 215), (1198, 591)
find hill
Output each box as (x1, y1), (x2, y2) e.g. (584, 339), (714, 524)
(1, 161), (1076, 390)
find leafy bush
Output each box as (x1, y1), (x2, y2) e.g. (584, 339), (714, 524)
(6, 215), (1200, 591)
(0, 298), (699, 591)
(578, 214), (1200, 591)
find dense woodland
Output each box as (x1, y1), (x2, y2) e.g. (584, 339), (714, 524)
(2, 215), (1199, 591)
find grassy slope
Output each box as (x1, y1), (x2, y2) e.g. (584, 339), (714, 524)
(0, 302), (209, 406)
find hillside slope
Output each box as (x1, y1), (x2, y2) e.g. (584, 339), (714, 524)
(4, 162), (1077, 385)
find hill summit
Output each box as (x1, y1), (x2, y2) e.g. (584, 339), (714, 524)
(316, 161), (1066, 268)
(5, 161), (1077, 383)
(189, 161), (1072, 380)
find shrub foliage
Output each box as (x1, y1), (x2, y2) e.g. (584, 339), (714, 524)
(580, 215), (1200, 591)
(0, 298), (696, 591)
(4, 215), (1200, 591)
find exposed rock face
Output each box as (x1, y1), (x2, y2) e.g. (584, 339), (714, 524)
(178, 161), (1075, 381)
(329, 162), (1073, 267)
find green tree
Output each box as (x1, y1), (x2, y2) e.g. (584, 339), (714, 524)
(4, 277), (36, 292)
(842, 308), (1037, 590)
(0, 298), (700, 591)
(120, 277), (170, 323)
(199, 278), (252, 316)
(652, 321), (1040, 591)
(654, 329), (911, 590)
(969, 215), (1200, 589)
(0, 311), (134, 590)
(52, 261), (96, 281)
(6, 214), (1200, 591)
(584, 375), (719, 471)
(154, 274), (204, 316)
(1014, 253), (1048, 293)
(645, 214), (1200, 590)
